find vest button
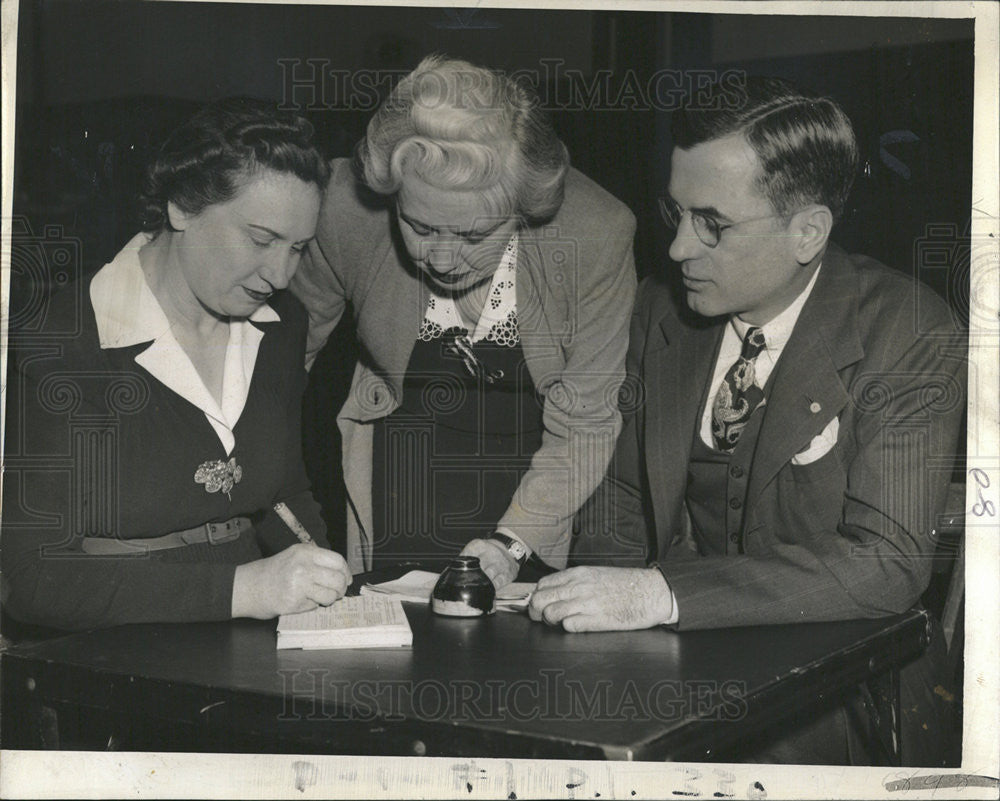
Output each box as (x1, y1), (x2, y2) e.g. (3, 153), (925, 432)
(729, 531), (740, 543)
(728, 497), (742, 510)
(730, 465), (744, 479)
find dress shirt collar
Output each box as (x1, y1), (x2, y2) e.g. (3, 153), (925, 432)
(731, 262), (822, 356)
(698, 262), (822, 447)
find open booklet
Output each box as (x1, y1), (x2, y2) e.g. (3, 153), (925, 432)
(276, 595), (413, 650)
(360, 570), (535, 612)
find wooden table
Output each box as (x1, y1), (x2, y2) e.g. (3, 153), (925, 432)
(1, 593), (929, 762)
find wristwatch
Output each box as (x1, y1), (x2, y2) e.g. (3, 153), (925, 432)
(490, 531), (529, 566)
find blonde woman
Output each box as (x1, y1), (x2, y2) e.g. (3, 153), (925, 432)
(291, 56), (637, 585)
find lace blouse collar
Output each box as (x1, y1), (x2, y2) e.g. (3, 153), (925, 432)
(419, 233), (519, 346)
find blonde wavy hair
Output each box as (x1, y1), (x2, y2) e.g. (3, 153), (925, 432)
(357, 55), (569, 223)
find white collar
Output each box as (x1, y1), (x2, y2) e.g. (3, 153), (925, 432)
(731, 261), (821, 353)
(91, 232), (279, 349)
(89, 232), (280, 454)
(423, 233), (518, 343)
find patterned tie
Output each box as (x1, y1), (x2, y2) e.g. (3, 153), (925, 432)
(712, 326), (767, 452)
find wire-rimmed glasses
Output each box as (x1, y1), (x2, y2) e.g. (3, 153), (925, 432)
(658, 196), (787, 248)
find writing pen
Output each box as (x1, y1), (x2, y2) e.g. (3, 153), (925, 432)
(273, 502), (315, 545)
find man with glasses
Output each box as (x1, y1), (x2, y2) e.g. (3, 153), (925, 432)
(529, 76), (965, 764)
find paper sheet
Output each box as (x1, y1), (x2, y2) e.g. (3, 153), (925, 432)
(361, 569), (535, 609)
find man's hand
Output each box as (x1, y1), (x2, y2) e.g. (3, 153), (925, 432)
(528, 566), (674, 632)
(460, 538), (519, 588)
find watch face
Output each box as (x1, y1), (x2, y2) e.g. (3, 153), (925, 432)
(493, 533), (527, 562)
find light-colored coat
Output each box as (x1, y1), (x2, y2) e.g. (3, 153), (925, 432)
(291, 159), (637, 571)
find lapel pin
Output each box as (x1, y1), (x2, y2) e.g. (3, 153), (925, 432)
(809, 401), (822, 414)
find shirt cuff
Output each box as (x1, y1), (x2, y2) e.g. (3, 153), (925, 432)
(494, 526), (533, 557)
(650, 563), (680, 626)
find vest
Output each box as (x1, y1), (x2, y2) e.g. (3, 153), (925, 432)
(685, 373), (767, 555)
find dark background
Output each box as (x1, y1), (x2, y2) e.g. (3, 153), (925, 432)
(8, 1), (974, 603)
(11, 3), (974, 288)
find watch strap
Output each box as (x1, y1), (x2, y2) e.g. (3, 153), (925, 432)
(490, 531), (529, 565)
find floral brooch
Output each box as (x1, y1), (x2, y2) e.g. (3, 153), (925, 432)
(194, 457), (243, 500)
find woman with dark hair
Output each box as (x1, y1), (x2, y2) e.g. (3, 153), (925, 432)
(2, 98), (351, 631)
(291, 56), (637, 585)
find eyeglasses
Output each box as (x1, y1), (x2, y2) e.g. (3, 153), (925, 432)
(657, 196), (786, 249)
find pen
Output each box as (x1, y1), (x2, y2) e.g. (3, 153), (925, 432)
(273, 502), (315, 545)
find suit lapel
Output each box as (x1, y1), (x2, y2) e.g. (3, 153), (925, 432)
(645, 306), (724, 541)
(746, 246), (865, 505)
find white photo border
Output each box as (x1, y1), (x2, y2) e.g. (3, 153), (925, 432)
(1, 1), (997, 798)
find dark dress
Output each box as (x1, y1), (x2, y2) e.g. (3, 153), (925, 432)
(2, 268), (328, 632)
(371, 327), (544, 572)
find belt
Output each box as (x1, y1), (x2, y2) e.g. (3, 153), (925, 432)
(80, 516), (252, 555)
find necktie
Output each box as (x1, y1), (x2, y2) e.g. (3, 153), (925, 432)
(712, 326), (767, 452)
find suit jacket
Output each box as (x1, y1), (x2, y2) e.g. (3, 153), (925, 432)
(291, 159), (637, 571)
(574, 243), (967, 630)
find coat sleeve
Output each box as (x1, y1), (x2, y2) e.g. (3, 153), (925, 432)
(658, 311), (967, 630)
(570, 284), (654, 567)
(497, 202), (637, 567)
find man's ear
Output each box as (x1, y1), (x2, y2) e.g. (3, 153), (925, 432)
(166, 201), (192, 232)
(789, 205), (832, 264)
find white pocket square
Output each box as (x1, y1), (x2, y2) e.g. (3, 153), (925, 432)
(792, 417), (839, 465)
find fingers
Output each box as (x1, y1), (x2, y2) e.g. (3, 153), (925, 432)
(535, 566), (591, 591)
(275, 546), (351, 611)
(287, 544), (351, 592)
(304, 555), (350, 600)
(558, 614), (622, 633)
(310, 568), (349, 598)
(531, 572), (589, 607)
(463, 540), (517, 587)
(307, 582), (345, 608)
(308, 546), (352, 578)
(538, 599), (575, 626)
(532, 600), (605, 631)
(488, 562), (517, 589)
(529, 569), (610, 627)
(309, 545), (349, 569)
(529, 582), (586, 624)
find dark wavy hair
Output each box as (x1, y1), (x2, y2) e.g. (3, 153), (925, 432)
(672, 76), (858, 221)
(139, 97), (330, 232)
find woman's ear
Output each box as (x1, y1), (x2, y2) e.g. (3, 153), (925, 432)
(166, 201), (192, 232)
(789, 205), (832, 265)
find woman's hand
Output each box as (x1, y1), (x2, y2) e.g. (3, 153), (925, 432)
(460, 538), (519, 588)
(231, 544), (352, 619)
